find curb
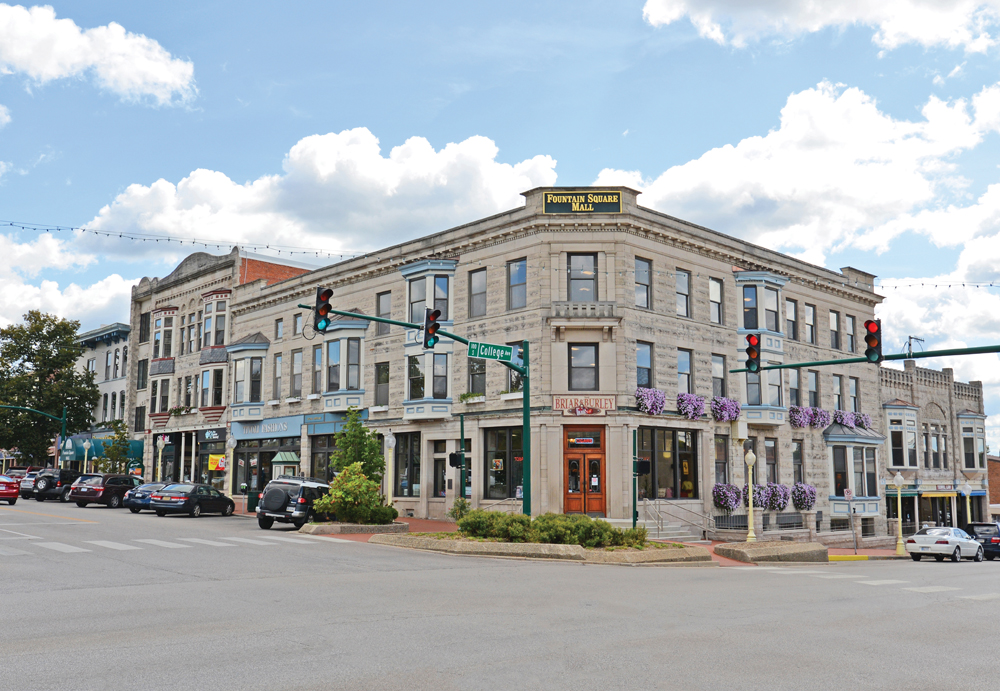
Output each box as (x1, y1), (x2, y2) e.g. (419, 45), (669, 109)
(829, 554), (910, 561)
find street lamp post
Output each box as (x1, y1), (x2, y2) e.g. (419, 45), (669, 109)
(961, 481), (973, 529)
(82, 440), (92, 474)
(745, 448), (757, 543)
(893, 471), (905, 556)
(156, 436), (166, 483)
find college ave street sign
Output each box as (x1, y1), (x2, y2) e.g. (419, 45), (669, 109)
(467, 341), (514, 362)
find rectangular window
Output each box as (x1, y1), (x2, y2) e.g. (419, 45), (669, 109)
(249, 357), (262, 403)
(677, 349), (692, 394)
(568, 343), (598, 391)
(907, 430), (917, 467)
(326, 340), (340, 392)
(832, 374), (843, 410)
(804, 304), (816, 343)
(153, 332), (161, 359)
(807, 370), (818, 407)
(272, 354), (282, 400)
(137, 359), (149, 390)
(764, 288), (779, 332)
(162, 321), (173, 356)
(201, 371), (209, 407)
(196, 320), (202, 351)
(433, 443), (447, 498)
(788, 369), (800, 407)
(275, 319), (283, 340)
(675, 269), (690, 317)
(203, 317), (212, 347)
(747, 372), (761, 406)
(507, 258), (527, 310)
(635, 258), (651, 308)
(134, 405), (146, 431)
(978, 437), (986, 468)
(290, 350), (303, 398)
(768, 368), (782, 407)
(890, 428), (904, 466)
(833, 446), (848, 497)
(408, 355), (425, 400)
(469, 269), (487, 318)
(393, 432), (421, 498)
(849, 377), (859, 412)
(923, 430), (929, 468)
(234, 359), (246, 404)
(792, 441), (803, 484)
(214, 315), (225, 346)
(409, 278), (426, 324)
(347, 338), (360, 390)
(293, 313), (302, 336)
(376, 291), (391, 336)
(637, 342), (653, 388)
(765, 438), (777, 484)
(484, 427), (524, 500)
(712, 354), (725, 398)
(931, 433), (939, 468)
(830, 311), (840, 350)
(743, 286), (758, 329)
(149, 381), (157, 414)
(433, 353), (448, 399)
(853, 447), (864, 498)
(434, 275), (449, 320)
(568, 254), (597, 301)
(375, 362), (389, 407)
(636, 428), (698, 500)
(138, 312), (150, 343)
(785, 299), (797, 340)
(714, 435), (728, 484)
(105, 351), (112, 380)
(113, 349), (120, 379)
(845, 315), (856, 352)
(159, 379), (169, 412)
(507, 342), (524, 393)
(184, 375), (192, 407)
(709, 278), (723, 324)
(469, 358), (486, 396)
(312, 345), (322, 394)
(865, 448), (878, 497)
(212, 369), (223, 406)
(965, 437), (976, 468)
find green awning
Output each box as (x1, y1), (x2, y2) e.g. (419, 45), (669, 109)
(273, 451), (300, 464)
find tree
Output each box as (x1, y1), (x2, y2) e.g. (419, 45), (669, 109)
(330, 406), (385, 486)
(95, 420), (131, 474)
(0, 311), (99, 465)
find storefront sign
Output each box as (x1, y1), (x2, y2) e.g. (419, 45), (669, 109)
(542, 190), (622, 214)
(936, 484), (954, 490)
(208, 454), (226, 471)
(552, 395), (616, 416)
(197, 428), (227, 443)
(233, 415), (304, 440)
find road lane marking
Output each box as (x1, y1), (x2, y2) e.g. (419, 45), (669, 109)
(0, 546), (31, 556)
(902, 586), (961, 593)
(253, 535), (317, 545)
(812, 575), (866, 579)
(177, 538), (236, 547)
(85, 541), (142, 551)
(858, 580), (909, 586)
(959, 593), (1000, 601)
(133, 539), (190, 549)
(35, 542), (90, 553)
(0, 528), (41, 538)
(0, 507), (97, 522)
(773, 570), (825, 574)
(220, 537), (277, 545)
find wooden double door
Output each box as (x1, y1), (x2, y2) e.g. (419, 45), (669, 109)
(563, 426), (606, 517)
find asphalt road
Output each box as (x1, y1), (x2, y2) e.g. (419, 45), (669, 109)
(2, 500), (998, 691)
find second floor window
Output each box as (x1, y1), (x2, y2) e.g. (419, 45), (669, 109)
(743, 286), (758, 330)
(327, 340), (340, 391)
(376, 291), (391, 335)
(408, 355), (424, 399)
(313, 346), (323, 394)
(635, 258), (651, 308)
(832, 374), (842, 409)
(676, 270), (690, 317)
(113, 349), (120, 379)
(807, 370), (819, 407)
(788, 369), (800, 407)
(137, 359), (149, 390)
(508, 259), (526, 310)
(747, 372), (761, 406)
(637, 342), (652, 388)
(845, 315), (856, 352)
(347, 338), (360, 390)
(469, 269), (487, 318)
(212, 369), (223, 406)
(375, 362), (389, 406)
(786, 299), (797, 339)
(138, 312), (150, 343)
(849, 377), (859, 412)
(710, 278), (723, 324)
(830, 311), (840, 350)
(291, 350), (303, 398)
(677, 349), (692, 394)
(469, 358), (486, 396)
(768, 369), (782, 407)
(409, 278), (426, 324)
(233, 357), (263, 403)
(568, 254), (596, 301)
(433, 354), (448, 399)
(764, 288), (778, 332)
(275, 319), (283, 340)
(434, 276), (449, 320)
(568, 343), (598, 391)
(804, 304), (816, 343)
(105, 351), (112, 380)
(273, 353), (282, 400)
(712, 354), (725, 397)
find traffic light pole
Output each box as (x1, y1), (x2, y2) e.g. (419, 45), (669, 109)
(0, 405), (68, 469)
(729, 343), (1000, 374)
(301, 304), (532, 516)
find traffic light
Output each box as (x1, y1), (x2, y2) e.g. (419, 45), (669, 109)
(449, 452), (464, 468)
(314, 287), (333, 333)
(745, 333), (760, 373)
(864, 319), (883, 363)
(422, 307), (441, 349)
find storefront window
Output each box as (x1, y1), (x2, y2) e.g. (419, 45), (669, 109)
(484, 427), (523, 499)
(310, 435), (338, 484)
(636, 428), (697, 500)
(433, 441), (447, 498)
(394, 432), (421, 497)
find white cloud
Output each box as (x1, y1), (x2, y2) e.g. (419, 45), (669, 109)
(642, 0), (1000, 52)
(0, 273), (137, 329)
(0, 4), (196, 105)
(83, 127), (558, 260)
(595, 80), (1000, 265)
(0, 103), (9, 127)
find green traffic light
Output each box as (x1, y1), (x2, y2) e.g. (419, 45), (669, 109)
(317, 318), (329, 331)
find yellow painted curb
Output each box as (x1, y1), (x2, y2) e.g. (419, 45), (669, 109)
(829, 555), (869, 561)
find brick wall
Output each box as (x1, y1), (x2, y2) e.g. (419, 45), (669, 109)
(989, 456), (1000, 504)
(240, 258), (310, 286)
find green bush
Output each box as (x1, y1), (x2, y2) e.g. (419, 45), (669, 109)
(457, 510), (645, 548)
(457, 510), (532, 542)
(446, 497), (471, 521)
(369, 505), (399, 525)
(313, 462), (395, 524)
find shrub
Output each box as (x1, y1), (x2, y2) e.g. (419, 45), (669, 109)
(447, 497), (471, 521)
(767, 483), (791, 511)
(677, 393), (705, 420)
(313, 462), (393, 524)
(791, 483), (817, 511)
(457, 510), (532, 542)
(712, 483), (742, 512)
(710, 396), (741, 422)
(459, 511), (646, 548)
(635, 387), (666, 415)
(369, 505), (399, 525)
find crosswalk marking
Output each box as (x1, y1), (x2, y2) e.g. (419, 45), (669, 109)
(857, 580), (909, 586)
(35, 542), (90, 553)
(902, 586), (961, 593)
(85, 541), (142, 551)
(220, 537), (276, 546)
(254, 535), (316, 545)
(134, 539), (190, 549)
(812, 574), (865, 579)
(177, 538), (236, 547)
(958, 593), (1000, 601)
(774, 570), (825, 574)
(0, 545), (31, 556)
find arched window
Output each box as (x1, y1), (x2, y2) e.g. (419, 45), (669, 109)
(111, 392), (117, 420)
(114, 349), (120, 378)
(102, 394), (109, 422)
(122, 346), (128, 371)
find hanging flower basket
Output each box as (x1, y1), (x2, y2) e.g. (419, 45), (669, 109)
(743, 483), (768, 508)
(712, 483), (742, 513)
(789, 406), (832, 429)
(710, 396), (741, 422)
(833, 409), (856, 429)
(677, 393), (705, 420)
(791, 482), (817, 511)
(635, 387), (666, 415)
(811, 408), (831, 428)
(766, 483), (791, 511)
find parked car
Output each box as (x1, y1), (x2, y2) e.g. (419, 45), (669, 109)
(906, 526), (984, 562)
(0, 475), (18, 504)
(256, 475), (330, 530)
(33, 469), (82, 502)
(124, 482), (169, 514)
(965, 522), (1000, 561)
(5, 466), (43, 481)
(19, 471), (40, 499)
(150, 483), (235, 518)
(69, 474), (142, 508)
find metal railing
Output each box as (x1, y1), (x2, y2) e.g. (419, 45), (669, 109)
(712, 509), (749, 531)
(481, 497), (521, 514)
(762, 512), (804, 531)
(644, 499), (709, 539)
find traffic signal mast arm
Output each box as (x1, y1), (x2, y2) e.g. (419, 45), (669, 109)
(729, 343), (1000, 374)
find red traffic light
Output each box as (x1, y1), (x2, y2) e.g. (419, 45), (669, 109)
(746, 334), (759, 347)
(863, 318), (883, 363)
(864, 319), (879, 334)
(423, 308), (442, 348)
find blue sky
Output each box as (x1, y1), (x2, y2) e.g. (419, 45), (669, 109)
(4, 1), (1000, 443)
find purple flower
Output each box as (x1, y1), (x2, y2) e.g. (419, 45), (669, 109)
(712, 483), (742, 513)
(811, 408), (832, 428)
(856, 413), (872, 429)
(833, 409), (856, 429)
(635, 387), (666, 415)
(767, 483), (791, 511)
(791, 482), (817, 511)
(743, 483), (768, 508)
(789, 405), (812, 428)
(710, 396), (741, 422)
(677, 393), (705, 420)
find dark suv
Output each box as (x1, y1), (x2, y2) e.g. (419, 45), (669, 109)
(256, 476), (330, 529)
(33, 469), (82, 502)
(69, 474), (142, 508)
(966, 523), (1000, 561)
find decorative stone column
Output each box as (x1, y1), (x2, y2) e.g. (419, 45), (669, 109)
(802, 510), (817, 542)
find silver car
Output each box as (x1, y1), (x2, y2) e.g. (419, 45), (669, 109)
(906, 526), (984, 562)
(18, 471), (38, 498)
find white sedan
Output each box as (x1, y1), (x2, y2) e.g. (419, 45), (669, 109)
(906, 527), (984, 562)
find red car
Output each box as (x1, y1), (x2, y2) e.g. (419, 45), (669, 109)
(0, 475), (18, 505)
